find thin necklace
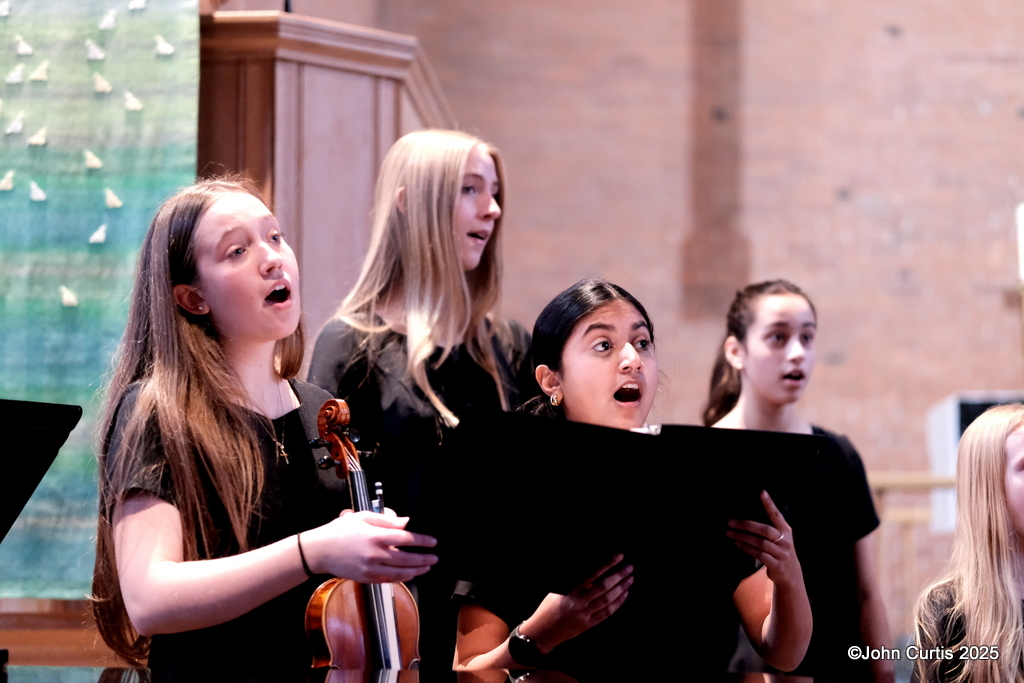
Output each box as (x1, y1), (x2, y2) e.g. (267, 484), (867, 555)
(269, 381), (290, 464)
(272, 416), (289, 464)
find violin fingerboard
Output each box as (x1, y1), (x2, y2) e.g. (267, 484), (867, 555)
(350, 469), (373, 512)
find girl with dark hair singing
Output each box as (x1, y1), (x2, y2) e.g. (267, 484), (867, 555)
(91, 179), (437, 672)
(455, 278), (812, 679)
(705, 279), (893, 682)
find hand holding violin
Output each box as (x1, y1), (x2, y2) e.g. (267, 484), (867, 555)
(518, 553), (633, 655)
(300, 510), (437, 584)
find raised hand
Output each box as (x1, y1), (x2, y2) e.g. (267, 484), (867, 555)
(519, 553), (633, 654)
(726, 490), (803, 590)
(728, 490), (812, 671)
(301, 510), (438, 584)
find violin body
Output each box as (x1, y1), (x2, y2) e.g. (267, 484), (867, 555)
(306, 398), (421, 670)
(306, 577), (420, 669)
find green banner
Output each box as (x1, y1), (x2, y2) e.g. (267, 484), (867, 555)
(0, 0), (198, 597)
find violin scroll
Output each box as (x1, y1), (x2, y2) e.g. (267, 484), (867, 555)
(315, 399), (360, 479)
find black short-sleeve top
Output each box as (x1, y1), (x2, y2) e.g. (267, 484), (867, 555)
(104, 380), (345, 673)
(790, 426), (881, 679)
(307, 318), (536, 516)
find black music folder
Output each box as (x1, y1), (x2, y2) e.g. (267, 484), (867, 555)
(417, 411), (832, 585)
(0, 398), (82, 543)
(410, 411), (843, 676)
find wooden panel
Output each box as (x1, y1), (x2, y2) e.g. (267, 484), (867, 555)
(1, 628), (119, 666)
(201, 12), (454, 126)
(399, 87), (423, 136)
(0, 599), (93, 629)
(297, 65), (376, 339)
(375, 77), (398, 174)
(197, 56), (275, 194)
(402, 43), (453, 127)
(197, 59), (241, 177)
(240, 59), (276, 199)
(205, 12), (423, 79)
(274, 60), (301, 244)
(0, 599), (118, 667)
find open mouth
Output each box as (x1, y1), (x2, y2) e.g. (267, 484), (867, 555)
(265, 284), (290, 304)
(783, 370), (804, 381)
(614, 383), (642, 403)
(468, 231), (489, 242)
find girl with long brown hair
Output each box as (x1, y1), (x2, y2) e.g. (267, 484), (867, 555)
(913, 404), (1024, 682)
(704, 279), (893, 682)
(91, 179), (437, 672)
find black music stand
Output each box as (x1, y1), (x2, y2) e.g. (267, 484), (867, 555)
(0, 398), (83, 543)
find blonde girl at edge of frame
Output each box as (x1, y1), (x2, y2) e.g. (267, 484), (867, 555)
(705, 279), (894, 683)
(454, 278), (812, 678)
(913, 404), (1024, 683)
(91, 178), (437, 668)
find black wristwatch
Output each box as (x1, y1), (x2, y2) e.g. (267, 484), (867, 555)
(508, 621), (545, 668)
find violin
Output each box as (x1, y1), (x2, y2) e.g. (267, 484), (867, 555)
(306, 399), (421, 670)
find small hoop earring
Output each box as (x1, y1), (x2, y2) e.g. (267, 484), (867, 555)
(550, 393), (560, 407)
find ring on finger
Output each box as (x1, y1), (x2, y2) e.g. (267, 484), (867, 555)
(774, 532), (785, 543)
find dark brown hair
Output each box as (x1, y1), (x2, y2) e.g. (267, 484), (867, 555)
(523, 278), (654, 419)
(91, 178), (305, 664)
(702, 279), (815, 427)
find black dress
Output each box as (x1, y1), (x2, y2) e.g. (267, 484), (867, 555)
(307, 318), (536, 517)
(104, 380), (344, 677)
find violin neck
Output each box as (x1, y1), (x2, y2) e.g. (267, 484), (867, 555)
(349, 468), (373, 512)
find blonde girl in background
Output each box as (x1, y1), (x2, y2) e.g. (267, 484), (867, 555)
(308, 130), (536, 670)
(308, 129), (535, 518)
(913, 403), (1024, 682)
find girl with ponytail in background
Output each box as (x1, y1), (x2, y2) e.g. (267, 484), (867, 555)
(705, 279), (893, 682)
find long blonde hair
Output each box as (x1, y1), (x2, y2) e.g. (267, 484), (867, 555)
(333, 129), (509, 427)
(914, 404), (1024, 682)
(91, 178), (305, 665)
